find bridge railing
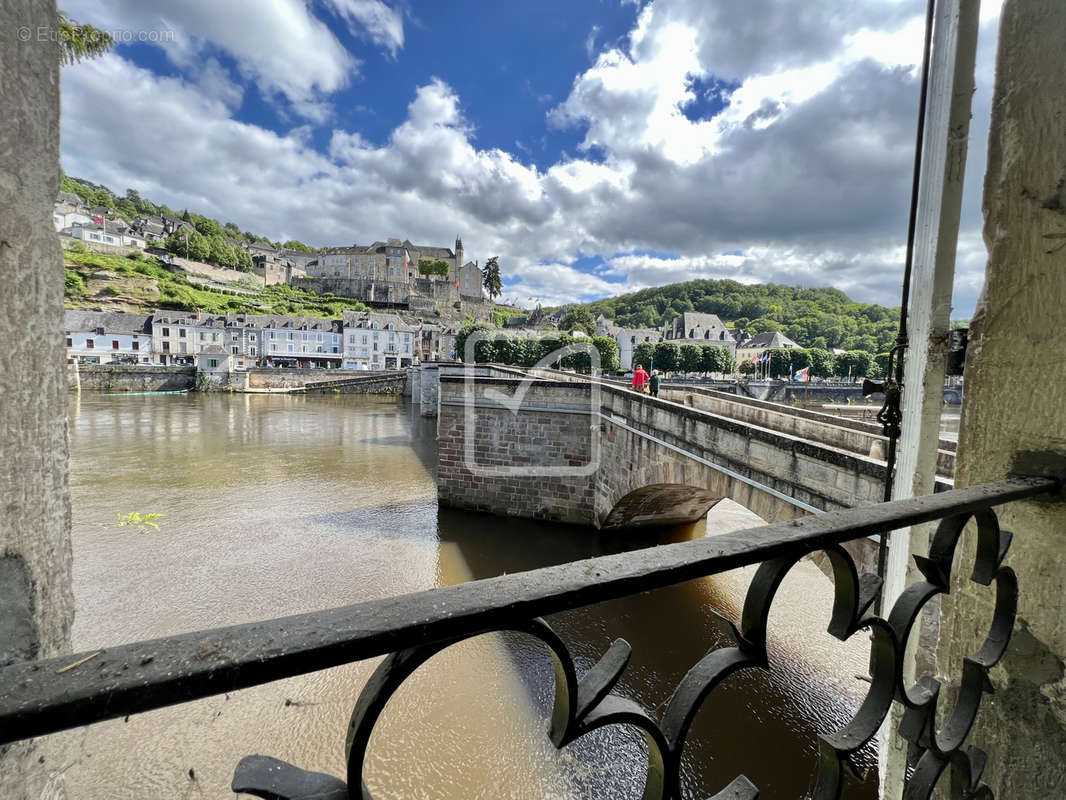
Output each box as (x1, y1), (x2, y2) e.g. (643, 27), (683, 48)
(0, 477), (1057, 799)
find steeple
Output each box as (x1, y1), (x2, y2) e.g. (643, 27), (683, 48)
(454, 235), (464, 278)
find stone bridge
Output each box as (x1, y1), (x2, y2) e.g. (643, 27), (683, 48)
(431, 368), (954, 559)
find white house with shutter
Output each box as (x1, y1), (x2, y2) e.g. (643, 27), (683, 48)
(64, 310), (154, 365)
(341, 311), (416, 370)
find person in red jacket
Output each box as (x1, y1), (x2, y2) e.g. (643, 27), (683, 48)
(631, 364), (649, 392)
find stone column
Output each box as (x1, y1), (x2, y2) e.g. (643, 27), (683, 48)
(935, 0), (1066, 796)
(0, 1), (75, 798)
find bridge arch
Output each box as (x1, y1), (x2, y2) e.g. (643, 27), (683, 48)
(600, 483), (724, 529)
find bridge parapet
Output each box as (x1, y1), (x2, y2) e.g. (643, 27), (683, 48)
(437, 375), (599, 525)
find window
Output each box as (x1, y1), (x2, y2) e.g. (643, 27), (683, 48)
(232, 346), (239, 355)
(250, 347), (257, 356)
(232, 333), (238, 342)
(362, 335), (368, 345)
(132, 341), (139, 351)
(270, 331), (276, 340)
(179, 329), (186, 338)
(162, 327), (170, 337)
(199, 332), (205, 341)
(249, 333), (257, 341)
(208, 358), (219, 369)
(287, 332), (293, 340)
(179, 342), (187, 354)
(162, 342), (170, 352)
(287, 344), (294, 353)
(317, 333), (322, 342)
(86, 339), (94, 349)
(112, 340), (120, 349)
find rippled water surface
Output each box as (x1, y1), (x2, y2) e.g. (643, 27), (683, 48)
(58, 393), (878, 799)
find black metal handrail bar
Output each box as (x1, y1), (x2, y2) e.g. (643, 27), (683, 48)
(0, 477), (1054, 754)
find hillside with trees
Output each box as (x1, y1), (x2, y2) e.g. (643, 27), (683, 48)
(565, 279), (903, 354)
(60, 173), (318, 273)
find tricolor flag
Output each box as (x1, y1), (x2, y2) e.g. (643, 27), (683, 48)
(794, 366), (810, 381)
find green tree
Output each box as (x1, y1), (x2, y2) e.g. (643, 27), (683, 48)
(559, 306), (595, 335)
(57, 11), (114, 65)
(209, 235), (236, 268)
(482, 256), (502, 300)
(766, 348), (798, 379)
(234, 247), (254, 272)
(591, 336), (620, 373)
(653, 341), (679, 372)
(418, 258), (450, 277)
(282, 240), (315, 252)
(633, 342), (655, 370)
(187, 231), (210, 262)
(679, 344), (704, 374)
(874, 352), (891, 377)
(833, 350), (873, 381)
(90, 188), (113, 208)
(700, 345), (731, 375)
(808, 348), (834, 378)
(455, 322), (493, 363)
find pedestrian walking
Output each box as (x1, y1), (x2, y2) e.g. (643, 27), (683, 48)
(650, 369), (662, 398)
(632, 364), (649, 393)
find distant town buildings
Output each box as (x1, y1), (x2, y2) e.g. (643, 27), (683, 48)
(66, 309), (440, 371)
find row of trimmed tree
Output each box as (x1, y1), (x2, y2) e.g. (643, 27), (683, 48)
(455, 324), (620, 372)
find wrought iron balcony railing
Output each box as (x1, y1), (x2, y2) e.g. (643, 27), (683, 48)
(0, 477), (1057, 799)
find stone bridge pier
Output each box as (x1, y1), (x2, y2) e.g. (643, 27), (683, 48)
(437, 373), (895, 569)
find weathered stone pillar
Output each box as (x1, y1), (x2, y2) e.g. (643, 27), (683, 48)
(0, 1), (75, 798)
(935, 0), (1066, 795)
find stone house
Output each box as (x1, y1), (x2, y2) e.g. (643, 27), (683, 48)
(458, 260), (483, 299)
(614, 327), (662, 370)
(64, 310), (153, 365)
(63, 219), (146, 249)
(52, 203), (92, 233)
(734, 330), (801, 364)
(662, 312), (735, 352)
(342, 311), (417, 370)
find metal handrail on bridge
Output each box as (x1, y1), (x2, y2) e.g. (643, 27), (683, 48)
(0, 478), (1057, 799)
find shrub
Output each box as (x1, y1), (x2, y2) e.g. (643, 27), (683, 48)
(126, 250), (144, 261)
(64, 268), (86, 296)
(101, 285), (121, 296)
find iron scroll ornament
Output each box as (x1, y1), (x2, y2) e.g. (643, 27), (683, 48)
(232, 509), (1016, 800)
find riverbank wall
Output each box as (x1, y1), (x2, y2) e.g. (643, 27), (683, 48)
(72, 364), (195, 392)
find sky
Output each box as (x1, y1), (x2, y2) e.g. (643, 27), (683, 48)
(59, 0), (1005, 314)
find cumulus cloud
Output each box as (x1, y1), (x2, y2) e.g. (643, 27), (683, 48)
(61, 0), (361, 117)
(325, 0), (405, 57)
(60, 0), (1002, 315)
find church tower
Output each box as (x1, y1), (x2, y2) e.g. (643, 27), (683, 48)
(454, 235), (464, 280)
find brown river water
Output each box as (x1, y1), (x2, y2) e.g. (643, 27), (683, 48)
(52, 393), (878, 799)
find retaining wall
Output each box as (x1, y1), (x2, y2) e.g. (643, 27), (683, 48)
(73, 365), (195, 392)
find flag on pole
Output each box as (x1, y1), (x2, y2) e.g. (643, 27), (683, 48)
(794, 366), (810, 381)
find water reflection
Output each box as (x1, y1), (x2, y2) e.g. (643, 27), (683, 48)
(57, 394), (876, 799)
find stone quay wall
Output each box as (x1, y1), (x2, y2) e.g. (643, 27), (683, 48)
(247, 368), (367, 390)
(73, 364), (195, 392)
(437, 377), (597, 525)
